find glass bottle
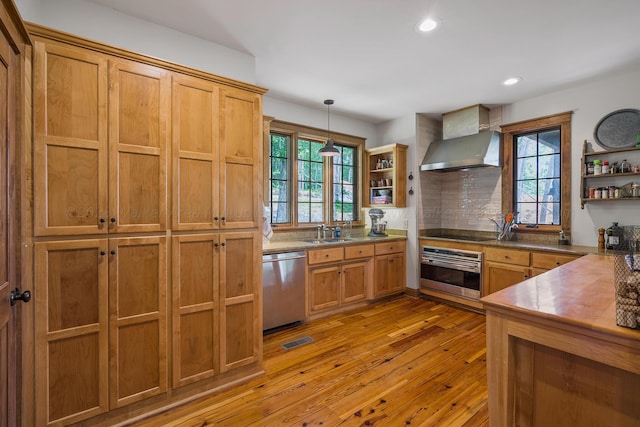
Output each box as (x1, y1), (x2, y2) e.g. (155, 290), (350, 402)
(620, 159), (631, 173)
(606, 222), (624, 250)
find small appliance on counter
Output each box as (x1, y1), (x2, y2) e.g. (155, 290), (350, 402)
(368, 208), (387, 237)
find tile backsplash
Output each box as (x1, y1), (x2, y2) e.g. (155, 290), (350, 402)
(420, 167), (502, 231)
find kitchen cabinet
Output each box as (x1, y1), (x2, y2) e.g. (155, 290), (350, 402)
(484, 247), (531, 295)
(484, 246), (581, 295)
(35, 237), (167, 425)
(364, 143), (408, 207)
(34, 41), (169, 236)
(373, 241), (406, 298)
(29, 25), (265, 426)
(172, 77), (261, 231)
(580, 140), (640, 208)
(172, 234), (261, 386)
(308, 244), (372, 314)
(530, 251), (580, 276)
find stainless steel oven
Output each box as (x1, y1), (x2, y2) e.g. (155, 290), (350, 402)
(420, 246), (483, 300)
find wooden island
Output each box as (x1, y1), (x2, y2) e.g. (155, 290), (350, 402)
(481, 254), (640, 426)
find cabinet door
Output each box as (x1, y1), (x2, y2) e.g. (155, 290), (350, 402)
(109, 59), (169, 233)
(35, 239), (109, 426)
(219, 88), (262, 229)
(33, 41), (108, 236)
(108, 237), (167, 408)
(219, 231), (261, 372)
(485, 262), (530, 295)
(342, 261), (368, 303)
(388, 253), (406, 293)
(373, 256), (390, 297)
(172, 234), (220, 388)
(172, 74), (220, 230)
(309, 265), (341, 312)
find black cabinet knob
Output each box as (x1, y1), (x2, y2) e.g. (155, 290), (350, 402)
(10, 288), (31, 306)
(110, 250), (116, 255)
(99, 218), (106, 223)
(110, 218), (116, 223)
(100, 251), (106, 256)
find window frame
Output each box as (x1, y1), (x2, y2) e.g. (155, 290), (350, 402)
(501, 112), (572, 235)
(264, 119), (365, 230)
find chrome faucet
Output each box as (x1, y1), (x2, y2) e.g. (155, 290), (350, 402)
(317, 224), (324, 240)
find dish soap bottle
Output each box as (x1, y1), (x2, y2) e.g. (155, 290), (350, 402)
(606, 222), (624, 250)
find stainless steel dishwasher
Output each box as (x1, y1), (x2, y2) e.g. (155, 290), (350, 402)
(262, 251), (306, 331)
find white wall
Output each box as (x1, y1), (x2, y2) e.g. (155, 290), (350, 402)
(263, 97), (378, 146)
(15, 0), (256, 83)
(375, 114), (420, 289)
(502, 64), (640, 246)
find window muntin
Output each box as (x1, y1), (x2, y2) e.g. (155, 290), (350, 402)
(268, 133), (291, 224)
(332, 145), (357, 221)
(297, 139), (325, 223)
(514, 128), (561, 225)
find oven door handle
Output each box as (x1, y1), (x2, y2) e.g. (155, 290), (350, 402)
(421, 258), (480, 273)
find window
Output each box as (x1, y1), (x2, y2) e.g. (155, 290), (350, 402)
(265, 120), (364, 228)
(501, 112), (572, 233)
(268, 133), (291, 224)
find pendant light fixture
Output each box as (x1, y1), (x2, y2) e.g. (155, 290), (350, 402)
(319, 99), (340, 157)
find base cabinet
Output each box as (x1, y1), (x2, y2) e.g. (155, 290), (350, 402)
(484, 247), (581, 296)
(372, 242), (406, 298)
(308, 245), (373, 314)
(35, 237), (167, 425)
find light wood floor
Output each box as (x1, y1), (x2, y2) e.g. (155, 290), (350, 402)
(133, 296), (489, 426)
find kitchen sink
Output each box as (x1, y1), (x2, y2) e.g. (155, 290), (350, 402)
(305, 238), (354, 244)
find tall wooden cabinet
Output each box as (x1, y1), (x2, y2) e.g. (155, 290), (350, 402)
(29, 24), (265, 426)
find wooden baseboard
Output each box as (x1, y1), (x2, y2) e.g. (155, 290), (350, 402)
(419, 288), (484, 313)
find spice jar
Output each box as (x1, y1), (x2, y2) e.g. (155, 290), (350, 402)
(602, 161), (609, 174)
(594, 188), (602, 199)
(588, 187), (596, 198)
(593, 159), (602, 175)
(601, 187), (609, 199)
(608, 186), (616, 199)
(586, 161), (594, 175)
(633, 184), (640, 198)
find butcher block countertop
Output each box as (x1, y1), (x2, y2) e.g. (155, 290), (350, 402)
(481, 254), (640, 426)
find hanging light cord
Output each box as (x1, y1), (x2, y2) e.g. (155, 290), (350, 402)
(324, 99), (334, 142)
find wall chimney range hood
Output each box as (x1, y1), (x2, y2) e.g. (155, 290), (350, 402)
(420, 131), (502, 171)
(420, 104), (502, 172)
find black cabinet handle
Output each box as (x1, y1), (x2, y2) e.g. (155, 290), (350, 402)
(214, 243), (220, 247)
(110, 250), (116, 255)
(10, 288), (31, 306)
(99, 218), (106, 223)
(110, 218), (116, 223)
(100, 251), (106, 256)
(221, 242), (226, 247)
(214, 216), (219, 221)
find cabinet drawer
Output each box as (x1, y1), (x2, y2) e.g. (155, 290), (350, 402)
(484, 247), (530, 266)
(308, 247), (344, 265)
(344, 244), (374, 260)
(531, 252), (580, 269)
(375, 241), (404, 255)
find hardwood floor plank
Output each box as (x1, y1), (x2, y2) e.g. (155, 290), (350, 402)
(132, 297), (488, 426)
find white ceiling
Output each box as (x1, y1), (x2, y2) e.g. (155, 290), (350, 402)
(86, 0), (640, 124)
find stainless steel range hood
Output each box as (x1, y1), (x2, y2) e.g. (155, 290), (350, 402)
(420, 104), (502, 171)
(420, 131), (502, 171)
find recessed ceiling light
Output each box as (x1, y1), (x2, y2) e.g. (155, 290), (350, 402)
(418, 18), (438, 32)
(503, 77), (522, 86)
